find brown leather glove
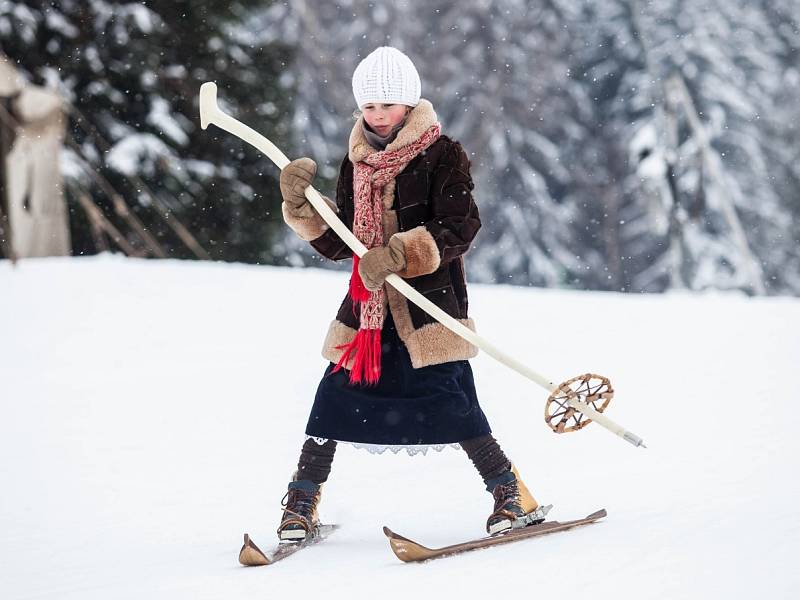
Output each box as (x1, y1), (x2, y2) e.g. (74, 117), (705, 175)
(280, 157), (317, 211)
(358, 236), (407, 292)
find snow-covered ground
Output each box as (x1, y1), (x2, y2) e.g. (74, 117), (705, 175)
(2, 255), (798, 599)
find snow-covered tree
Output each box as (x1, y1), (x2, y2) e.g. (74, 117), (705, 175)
(0, 0), (293, 263)
(569, 0), (799, 294)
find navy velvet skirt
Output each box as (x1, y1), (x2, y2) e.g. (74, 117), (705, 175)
(305, 310), (491, 446)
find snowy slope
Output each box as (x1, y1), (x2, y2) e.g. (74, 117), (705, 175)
(1, 255), (798, 599)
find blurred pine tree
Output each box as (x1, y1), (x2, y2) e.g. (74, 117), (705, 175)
(0, 0), (294, 263)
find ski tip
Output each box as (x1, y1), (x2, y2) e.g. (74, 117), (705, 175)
(383, 528), (433, 562)
(586, 509), (607, 520)
(238, 533), (271, 567)
(382, 526), (420, 546)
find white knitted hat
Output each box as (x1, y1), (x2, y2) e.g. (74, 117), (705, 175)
(351, 46), (421, 108)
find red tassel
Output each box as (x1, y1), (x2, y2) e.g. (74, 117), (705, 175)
(331, 328), (382, 385)
(349, 254), (371, 304)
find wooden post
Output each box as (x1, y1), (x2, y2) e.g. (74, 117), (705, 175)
(0, 96), (18, 265)
(66, 104), (210, 260)
(64, 135), (167, 258)
(74, 192), (140, 256)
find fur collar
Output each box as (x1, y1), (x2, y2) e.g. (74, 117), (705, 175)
(348, 98), (439, 163)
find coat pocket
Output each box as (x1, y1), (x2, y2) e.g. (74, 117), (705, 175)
(421, 284), (460, 317)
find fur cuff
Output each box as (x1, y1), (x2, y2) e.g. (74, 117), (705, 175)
(402, 318), (479, 368)
(282, 195), (337, 241)
(391, 226), (441, 278)
(321, 319), (357, 370)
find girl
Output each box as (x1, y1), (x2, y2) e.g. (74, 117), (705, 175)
(277, 46), (544, 540)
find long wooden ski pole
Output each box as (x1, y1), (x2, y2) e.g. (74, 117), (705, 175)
(198, 82), (646, 449)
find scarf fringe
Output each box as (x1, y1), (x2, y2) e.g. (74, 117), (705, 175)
(348, 254), (371, 304)
(332, 327), (382, 385)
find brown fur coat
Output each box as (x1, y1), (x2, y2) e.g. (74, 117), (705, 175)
(282, 98), (481, 368)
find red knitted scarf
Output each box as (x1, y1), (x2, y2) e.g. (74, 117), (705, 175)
(332, 120), (442, 385)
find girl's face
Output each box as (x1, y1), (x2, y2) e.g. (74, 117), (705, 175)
(361, 103), (411, 135)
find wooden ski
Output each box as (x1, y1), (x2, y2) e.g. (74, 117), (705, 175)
(238, 524), (339, 566)
(383, 509), (606, 563)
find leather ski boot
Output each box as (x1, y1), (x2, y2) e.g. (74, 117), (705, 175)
(485, 465), (551, 535)
(277, 476), (323, 541)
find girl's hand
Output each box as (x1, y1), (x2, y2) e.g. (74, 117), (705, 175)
(280, 157), (317, 209)
(358, 237), (407, 291)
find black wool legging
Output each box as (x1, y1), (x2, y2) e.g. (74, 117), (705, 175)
(295, 434), (511, 486)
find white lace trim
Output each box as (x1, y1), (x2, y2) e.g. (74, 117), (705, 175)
(304, 434), (461, 456)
